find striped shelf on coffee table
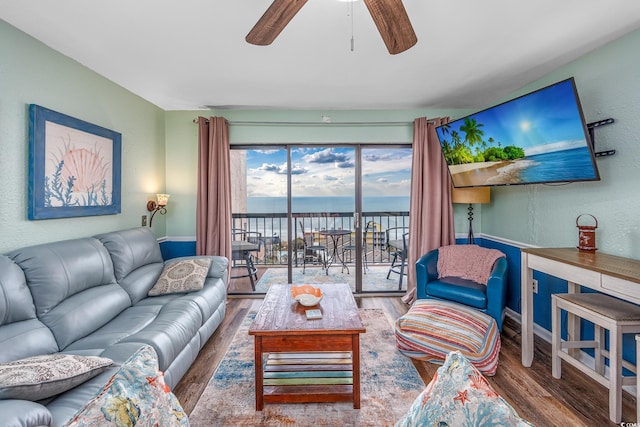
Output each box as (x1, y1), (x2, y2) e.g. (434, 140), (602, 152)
(264, 352), (353, 395)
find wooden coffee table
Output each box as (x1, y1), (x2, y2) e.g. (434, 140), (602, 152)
(248, 283), (365, 410)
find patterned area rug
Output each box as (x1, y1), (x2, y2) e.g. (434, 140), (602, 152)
(255, 266), (405, 293)
(189, 309), (425, 426)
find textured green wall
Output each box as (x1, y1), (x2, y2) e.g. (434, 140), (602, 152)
(0, 20), (167, 252)
(482, 29), (640, 257)
(4, 14), (639, 259)
(164, 30), (640, 250)
(164, 108), (469, 238)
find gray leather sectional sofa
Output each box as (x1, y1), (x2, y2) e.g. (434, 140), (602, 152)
(0, 227), (228, 426)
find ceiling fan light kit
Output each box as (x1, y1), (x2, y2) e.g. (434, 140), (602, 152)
(246, 0), (417, 54)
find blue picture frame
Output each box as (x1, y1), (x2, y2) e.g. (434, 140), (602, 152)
(28, 104), (122, 219)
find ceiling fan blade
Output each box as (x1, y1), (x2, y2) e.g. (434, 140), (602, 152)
(364, 0), (417, 54)
(246, 0), (308, 46)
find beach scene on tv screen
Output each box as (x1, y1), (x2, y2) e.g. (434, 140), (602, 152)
(437, 80), (598, 187)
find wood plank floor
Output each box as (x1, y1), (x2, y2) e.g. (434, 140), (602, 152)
(173, 297), (637, 426)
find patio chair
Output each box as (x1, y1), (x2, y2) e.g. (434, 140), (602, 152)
(341, 220), (375, 274)
(231, 228), (262, 291)
(299, 221), (327, 275)
(386, 226), (408, 290)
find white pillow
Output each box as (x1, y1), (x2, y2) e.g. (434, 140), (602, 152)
(148, 258), (212, 296)
(0, 354), (113, 401)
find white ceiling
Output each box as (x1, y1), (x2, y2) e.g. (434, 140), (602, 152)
(2, 0), (640, 111)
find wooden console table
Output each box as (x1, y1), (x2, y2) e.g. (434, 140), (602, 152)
(521, 247), (640, 367)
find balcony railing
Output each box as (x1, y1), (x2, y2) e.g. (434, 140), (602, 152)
(232, 211), (409, 266)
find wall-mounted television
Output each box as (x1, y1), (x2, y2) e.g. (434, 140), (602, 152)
(436, 77), (600, 188)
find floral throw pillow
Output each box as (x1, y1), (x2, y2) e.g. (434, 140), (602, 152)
(395, 351), (533, 427)
(0, 354), (113, 401)
(148, 258), (211, 296)
(64, 345), (188, 427)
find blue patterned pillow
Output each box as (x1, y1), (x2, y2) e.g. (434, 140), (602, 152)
(395, 351), (533, 427)
(64, 346), (188, 426)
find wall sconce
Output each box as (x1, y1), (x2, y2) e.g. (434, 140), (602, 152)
(452, 187), (490, 244)
(146, 194), (170, 227)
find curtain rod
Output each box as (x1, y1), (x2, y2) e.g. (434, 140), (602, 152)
(192, 118), (435, 126)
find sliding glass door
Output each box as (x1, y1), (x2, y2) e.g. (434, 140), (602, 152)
(291, 146), (357, 290)
(229, 144), (411, 295)
(229, 148), (288, 294)
(361, 147), (412, 292)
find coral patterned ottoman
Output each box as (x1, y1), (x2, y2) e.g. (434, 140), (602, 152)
(395, 299), (501, 375)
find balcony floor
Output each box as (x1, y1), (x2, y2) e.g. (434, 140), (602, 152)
(229, 264), (407, 295)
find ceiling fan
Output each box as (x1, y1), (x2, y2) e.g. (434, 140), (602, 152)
(246, 0), (417, 55)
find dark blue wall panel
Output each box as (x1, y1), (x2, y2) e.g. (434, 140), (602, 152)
(160, 240), (196, 260)
(161, 234), (637, 367)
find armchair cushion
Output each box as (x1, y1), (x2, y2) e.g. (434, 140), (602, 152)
(425, 276), (487, 309)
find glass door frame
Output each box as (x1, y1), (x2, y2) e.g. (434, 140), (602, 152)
(285, 144), (363, 291)
(231, 143), (411, 295)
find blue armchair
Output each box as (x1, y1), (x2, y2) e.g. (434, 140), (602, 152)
(415, 248), (508, 331)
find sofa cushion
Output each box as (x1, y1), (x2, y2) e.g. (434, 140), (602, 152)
(0, 400), (52, 427)
(121, 299), (203, 371)
(0, 255), (36, 325)
(148, 258), (212, 296)
(0, 320), (59, 364)
(64, 346), (188, 427)
(8, 238), (131, 350)
(396, 351), (533, 427)
(395, 299), (501, 375)
(0, 354), (113, 401)
(95, 228), (164, 303)
(0, 255), (59, 362)
(63, 305), (163, 352)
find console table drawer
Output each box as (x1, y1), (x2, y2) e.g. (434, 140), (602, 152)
(528, 255), (600, 287)
(602, 275), (640, 305)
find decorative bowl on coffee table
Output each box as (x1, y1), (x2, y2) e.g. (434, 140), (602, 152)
(291, 284), (323, 306)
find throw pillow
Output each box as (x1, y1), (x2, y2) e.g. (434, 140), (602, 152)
(0, 354), (113, 401)
(64, 345), (188, 427)
(395, 351), (533, 427)
(148, 258), (212, 296)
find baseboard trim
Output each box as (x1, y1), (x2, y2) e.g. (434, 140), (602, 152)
(505, 307), (551, 343)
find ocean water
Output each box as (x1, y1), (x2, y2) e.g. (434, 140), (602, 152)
(520, 147), (599, 183)
(242, 196), (410, 241)
(247, 196), (410, 214)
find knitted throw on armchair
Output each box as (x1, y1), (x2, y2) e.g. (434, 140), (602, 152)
(437, 245), (505, 285)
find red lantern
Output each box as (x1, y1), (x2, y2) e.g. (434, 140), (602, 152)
(576, 214), (598, 251)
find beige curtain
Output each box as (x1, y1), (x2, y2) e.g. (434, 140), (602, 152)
(403, 117), (456, 304)
(196, 117), (232, 268)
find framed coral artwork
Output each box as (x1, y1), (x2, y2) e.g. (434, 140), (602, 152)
(28, 104), (122, 219)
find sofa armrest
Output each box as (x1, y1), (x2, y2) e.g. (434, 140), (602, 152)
(166, 256), (229, 280)
(415, 249), (439, 299)
(485, 257), (508, 330)
(0, 400), (52, 427)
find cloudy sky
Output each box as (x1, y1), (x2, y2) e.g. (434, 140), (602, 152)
(245, 147), (412, 199)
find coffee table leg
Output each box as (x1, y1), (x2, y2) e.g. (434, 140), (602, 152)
(255, 337), (264, 411)
(352, 334), (361, 409)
